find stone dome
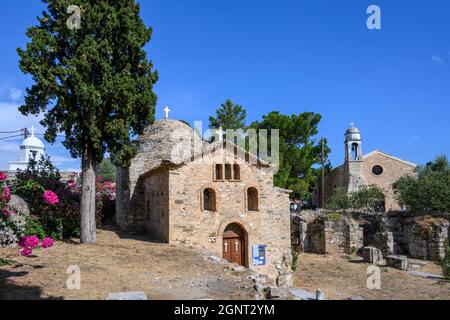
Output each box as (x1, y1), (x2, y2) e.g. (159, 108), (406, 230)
(345, 126), (362, 142)
(137, 119), (204, 164)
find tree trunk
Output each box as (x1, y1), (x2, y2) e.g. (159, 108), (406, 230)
(80, 148), (97, 244)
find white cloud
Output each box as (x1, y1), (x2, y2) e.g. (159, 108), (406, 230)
(431, 55), (444, 65)
(408, 136), (420, 145)
(50, 155), (78, 166)
(8, 88), (23, 101)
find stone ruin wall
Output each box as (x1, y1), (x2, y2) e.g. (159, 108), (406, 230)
(292, 210), (450, 262)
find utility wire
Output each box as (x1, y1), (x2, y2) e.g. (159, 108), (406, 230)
(0, 129), (24, 134)
(0, 134), (23, 141)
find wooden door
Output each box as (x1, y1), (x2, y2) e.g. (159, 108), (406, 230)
(222, 237), (243, 266)
(222, 223), (245, 266)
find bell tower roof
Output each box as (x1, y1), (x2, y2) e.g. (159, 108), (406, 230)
(345, 123), (362, 142)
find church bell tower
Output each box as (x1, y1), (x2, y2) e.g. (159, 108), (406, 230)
(344, 123), (366, 192)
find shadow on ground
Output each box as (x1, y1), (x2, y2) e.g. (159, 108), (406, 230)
(0, 269), (63, 300)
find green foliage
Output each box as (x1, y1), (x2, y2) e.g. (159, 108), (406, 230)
(251, 112), (331, 200)
(326, 185), (386, 212)
(351, 185), (386, 212)
(328, 212), (343, 222)
(24, 216), (47, 240)
(13, 156), (81, 239)
(17, 0), (158, 167)
(0, 258), (16, 267)
(291, 250), (299, 272)
(96, 158), (116, 183)
(209, 100), (247, 131)
(443, 240), (450, 281)
(394, 156), (450, 213)
(325, 187), (351, 211)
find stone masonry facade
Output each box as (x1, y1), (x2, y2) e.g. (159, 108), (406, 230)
(116, 120), (293, 286)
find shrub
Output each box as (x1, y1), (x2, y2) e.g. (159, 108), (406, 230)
(326, 185), (385, 212)
(443, 240), (450, 281)
(13, 156), (116, 239)
(12, 156), (81, 239)
(291, 250), (299, 271)
(394, 156), (450, 213)
(325, 187), (350, 210)
(0, 172), (26, 247)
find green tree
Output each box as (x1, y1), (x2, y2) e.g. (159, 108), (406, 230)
(443, 240), (450, 281)
(209, 100), (247, 130)
(96, 158), (116, 183)
(394, 156), (450, 213)
(326, 185), (386, 212)
(251, 111), (331, 200)
(17, 0), (158, 243)
(325, 187), (351, 210)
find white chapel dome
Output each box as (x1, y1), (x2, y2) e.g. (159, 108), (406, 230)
(22, 126), (45, 149)
(23, 136), (45, 149)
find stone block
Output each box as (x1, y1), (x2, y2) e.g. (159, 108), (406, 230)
(106, 291), (148, 300)
(9, 195), (30, 216)
(362, 246), (383, 264)
(386, 255), (409, 270)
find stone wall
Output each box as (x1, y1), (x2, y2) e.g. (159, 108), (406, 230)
(300, 214), (364, 255)
(168, 150), (293, 285)
(292, 211), (449, 262)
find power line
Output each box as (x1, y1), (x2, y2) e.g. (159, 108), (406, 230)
(0, 129), (24, 134)
(0, 134), (23, 141)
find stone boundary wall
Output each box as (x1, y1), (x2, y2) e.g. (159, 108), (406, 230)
(292, 210), (450, 262)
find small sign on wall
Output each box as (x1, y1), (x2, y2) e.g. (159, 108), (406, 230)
(252, 245), (267, 266)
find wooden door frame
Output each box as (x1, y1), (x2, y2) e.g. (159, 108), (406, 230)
(222, 223), (248, 268)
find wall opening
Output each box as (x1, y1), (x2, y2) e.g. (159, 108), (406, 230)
(247, 187), (259, 211)
(203, 188), (217, 212)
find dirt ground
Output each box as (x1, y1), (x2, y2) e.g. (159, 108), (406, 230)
(0, 229), (256, 300)
(294, 253), (450, 300)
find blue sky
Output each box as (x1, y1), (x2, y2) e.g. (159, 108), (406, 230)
(0, 0), (449, 171)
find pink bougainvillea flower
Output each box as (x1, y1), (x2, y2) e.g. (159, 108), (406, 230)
(43, 190), (59, 205)
(0, 171), (7, 181)
(20, 248), (33, 257)
(2, 186), (11, 203)
(19, 236), (40, 249)
(41, 237), (54, 249)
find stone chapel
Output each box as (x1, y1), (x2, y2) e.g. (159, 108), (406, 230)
(115, 119), (293, 285)
(313, 125), (417, 211)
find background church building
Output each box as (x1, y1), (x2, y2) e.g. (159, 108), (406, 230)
(313, 125), (417, 211)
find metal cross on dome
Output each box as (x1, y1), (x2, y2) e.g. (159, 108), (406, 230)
(350, 122), (356, 128)
(164, 106), (171, 119)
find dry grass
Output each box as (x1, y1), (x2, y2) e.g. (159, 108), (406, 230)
(294, 253), (450, 300)
(0, 229), (255, 300)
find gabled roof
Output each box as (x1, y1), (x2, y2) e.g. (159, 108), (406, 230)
(191, 139), (272, 168)
(364, 150), (417, 167)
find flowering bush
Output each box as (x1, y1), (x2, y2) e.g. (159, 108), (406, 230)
(41, 237), (54, 249)
(13, 157), (81, 239)
(19, 235), (54, 256)
(0, 172), (26, 247)
(43, 190), (59, 205)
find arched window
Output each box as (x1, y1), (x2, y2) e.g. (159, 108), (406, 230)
(203, 188), (217, 212)
(247, 187), (259, 211)
(233, 164), (241, 180)
(351, 143), (359, 160)
(225, 164), (232, 180)
(215, 164), (224, 181)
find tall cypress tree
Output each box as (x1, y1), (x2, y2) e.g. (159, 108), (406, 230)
(17, 0), (158, 243)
